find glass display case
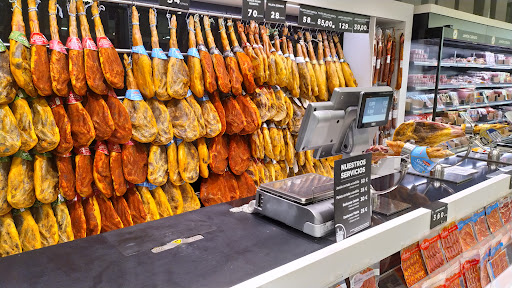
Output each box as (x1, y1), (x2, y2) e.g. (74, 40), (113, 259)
(406, 27), (512, 130)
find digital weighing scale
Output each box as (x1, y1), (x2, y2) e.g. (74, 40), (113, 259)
(255, 87), (411, 237)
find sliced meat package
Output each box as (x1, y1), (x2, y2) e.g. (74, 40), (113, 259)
(461, 251), (481, 288)
(498, 196), (511, 225)
(472, 208), (490, 241)
(443, 259), (465, 288)
(349, 265), (379, 288)
(440, 222), (463, 262)
(458, 215), (478, 251)
(486, 201), (504, 233)
(400, 242), (428, 287)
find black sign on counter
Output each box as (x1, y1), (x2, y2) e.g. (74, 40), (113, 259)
(242, 0), (265, 21)
(298, 5), (318, 28)
(265, 0), (286, 23)
(352, 15), (370, 33)
(159, 0), (190, 11)
(429, 201), (448, 229)
(334, 153), (372, 242)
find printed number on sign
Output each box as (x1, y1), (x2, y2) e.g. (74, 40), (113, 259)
(303, 16), (312, 24)
(354, 24), (367, 31)
(360, 207), (368, 214)
(318, 19), (334, 29)
(433, 211), (444, 221)
(248, 9), (258, 17)
(340, 23), (349, 30)
(270, 11), (280, 19)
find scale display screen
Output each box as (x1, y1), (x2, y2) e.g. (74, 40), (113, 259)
(357, 91), (393, 128)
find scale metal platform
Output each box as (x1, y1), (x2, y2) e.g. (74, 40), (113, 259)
(255, 174), (335, 238)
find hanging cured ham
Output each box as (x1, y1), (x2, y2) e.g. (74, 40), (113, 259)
(151, 187), (173, 218)
(236, 21), (262, 89)
(251, 88), (271, 123)
(273, 30), (288, 88)
(167, 139), (184, 185)
(161, 182), (183, 215)
(0, 40), (16, 105)
(167, 14), (189, 99)
(148, 144), (168, 187)
(180, 183), (201, 213)
(83, 194), (101, 236)
(393, 121), (467, 147)
(0, 158), (12, 216)
(108, 142), (127, 197)
(333, 35), (357, 87)
(122, 54), (158, 143)
(27, 0), (52, 97)
(209, 134), (229, 175)
(56, 155), (75, 200)
(13, 209), (42, 252)
(66, 196), (86, 239)
(209, 92), (226, 135)
(131, 6), (154, 99)
(34, 153), (59, 204)
(203, 16), (230, 94)
(296, 39), (313, 101)
(236, 172), (257, 198)
(0, 104), (21, 157)
(48, 0), (69, 97)
(11, 93), (37, 152)
(31, 98), (60, 153)
(93, 141), (114, 198)
(48, 97), (73, 156)
(106, 89), (132, 145)
(124, 187), (147, 225)
(222, 94), (246, 135)
(187, 15), (205, 99)
(320, 32), (340, 95)
(185, 92), (207, 138)
(95, 191), (123, 233)
(7, 152), (35, 209)
(149, 8), (169, 101)
(218, 18), (243, 97)
(52, 199), (74, 243)
(327, 34), (345, 89)
(306, 32), (327, 101)
(248, 22), (268, 85)
(92, 1), (124, 90)
(260, 25), (277, 86)
(178, 141), (200, 184)
(85, 91), (115, 140)
(147, 98), (173, 145)
(237, 95), (261, 135)
(196, 95), (221, 138)
(75, 147), (94, 197)
(284, 30), (300, 98)
(298, 32), (318, 98)
(111, 195), (133, 228)
(122, 140), (148, 184)
(67, 93), (95, 148)
(67, 0), (87, 96)
(197, 138), (210, 178)
(31, 203), (58, 247)
(136, 186), (159, 222)
(194, 15), (217, 94)
(200, 173), (227, 206)
(228, 19), (256, 94)
(228, 135), (251, 175)
(166, 96), (201, 142)
(77, 0), (108, 95)
(10, 0), (37, 98)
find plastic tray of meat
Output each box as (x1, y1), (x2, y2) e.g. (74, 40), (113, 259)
(458, 215), (478, 251)
(488, 248), (509, 280)
(440, 222), (463, 262)
(472, 209), (490, 242)
(401, 243), (428, 287)
(420, 232), (447, 274)
(350, 266), (379, 288)
(499, 196), (511, 225)
(461, 252), (481, 288)
(486, 201), (504, 233)
(478, 238), (492, 288)
(444, 259), (464, 288)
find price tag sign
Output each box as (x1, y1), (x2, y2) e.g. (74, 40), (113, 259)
(336, 11), (353, 33)
(243, 0), (265, 21)
(334, 153), (372, 242)
(159, 0), (190, 10)
(429, 201), (448, 229)
(265, 0), (286, 23)
(298, 5), (318, 28)
(316, 7), (337, 31)
(352, 15), (370, 33)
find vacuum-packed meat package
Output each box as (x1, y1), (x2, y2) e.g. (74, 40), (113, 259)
(458, 215), (478, 251)
(440, 222), (463, 262)
(498, 196), (511, 225)
(472, 209), (490, 241)
(419, 232), (448, 273)
(400, 242), (428, 287)
(461, 251), (481, 288)
(486, 201), (503, 233)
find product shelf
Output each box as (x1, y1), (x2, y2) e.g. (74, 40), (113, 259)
(413, 61), (512, 70)
(409, 83), (512, 91)
(405, 100), (512, 115)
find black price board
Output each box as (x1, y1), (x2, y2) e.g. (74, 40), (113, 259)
(428, 201), (448, 229)
(265, 0), (286, 23)
(298, 5), (318, 28)
(243, 0), (265, 21)
(336, 11), (353, 33)
(159, 0), (189, 11)
(491, 36), (512, 49)
(316, 7), (337, 31)
(334, 153), (372, 242)
(352, 15), (370, 33)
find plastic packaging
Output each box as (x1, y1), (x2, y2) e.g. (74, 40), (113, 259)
(485, 201), (504, 233)
(420, 230), (447, 274)
(472, 208), (490, 242)
(440, 222), (463, 262)
(498, 196), (511, 225)
(461, 250), (481, 288)
(444, 257), (464, 288)
(349, 264), (379, 288)
(458, 214), (478, 251)
(401, 242), (428, 287)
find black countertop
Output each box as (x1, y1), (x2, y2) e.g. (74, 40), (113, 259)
(1, 157), (508, 288)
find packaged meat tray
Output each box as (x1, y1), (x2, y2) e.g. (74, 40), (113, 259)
(401, 242), (428, 287)
(420, 231), (447, 274)
(458, 215), (478, 251)
(349, 265), (379, 288)
(487, 249), (509, 280)
(444, 259), (464, 288)
(439, 222), (463, 262)
(498, 196), (511, 225)
(478, 238), (492, 288)
(461, 251), (481, 288)
(485, 201), (503, 233)
(472, 209), (490, 242)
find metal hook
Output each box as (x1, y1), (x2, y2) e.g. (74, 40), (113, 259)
(92, 4), (105, 19)
(166, 10), (172, 29)
(56, 3), (64, 18)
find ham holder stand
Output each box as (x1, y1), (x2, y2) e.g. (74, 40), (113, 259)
(255, 87), (412, 237)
